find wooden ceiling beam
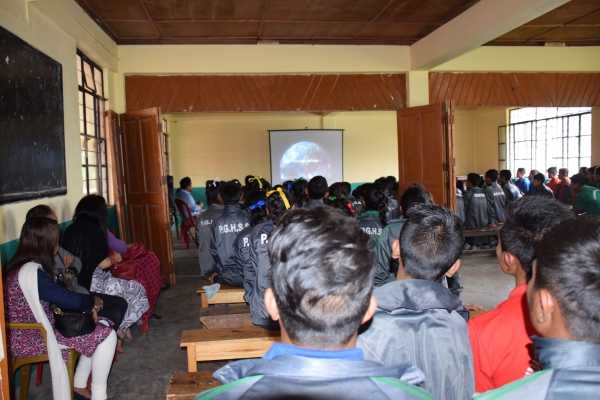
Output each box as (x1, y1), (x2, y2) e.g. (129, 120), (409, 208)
(410, 0), (570, 70)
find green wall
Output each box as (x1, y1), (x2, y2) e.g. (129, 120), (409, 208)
(0, 206), (119, 266)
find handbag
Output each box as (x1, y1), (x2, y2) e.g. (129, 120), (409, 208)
(52, 306), (95, 338)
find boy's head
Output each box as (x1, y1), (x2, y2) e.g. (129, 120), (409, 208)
(547, 167), (558, 179)
(180, 176), (192, 191)
(570, 173), (588, 194)
(400, 184), (432, 217)
(498, 196), (573, 280)
(485, 169), (499, 185)
(558, 168), (569, 180)
(517, 168), (526, 178)
(532, 173), (545, 187)
(205, 180), (222, 206)
(499, 170), (512, 185)
(219, 180), (242, 205)
(529, 217), (600, 343)
(265, 207), (376, 347)
(394, 204), (464, 282)
(466, 173), (481, 189)
(307, 176), (328, 200)
(26, 204), (57, 221)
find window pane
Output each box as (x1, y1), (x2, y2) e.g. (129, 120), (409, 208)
(568, 116), (579, 137)
(88, 180), (98, 194)
(87, 137), (97, 152)
(581, 114), (591, 136)
(87, 151), (97, 165)
(81, 150), (87, 164)
(95, 69), (104, 97)
(83, 61), (96, 92)
(581, 136), (592, 157)
(568, 137), (579, 157)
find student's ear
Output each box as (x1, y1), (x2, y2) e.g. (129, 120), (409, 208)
(391, 239), (400, 260)
(361, 296), (378, 324)
(264, 288), (280, 322)
(529, 288), (557, 337)
(502, 252), (518, 274)
(445, 259), (462, 278)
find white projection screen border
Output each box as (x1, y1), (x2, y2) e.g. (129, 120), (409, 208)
(268, 129), (344, 185)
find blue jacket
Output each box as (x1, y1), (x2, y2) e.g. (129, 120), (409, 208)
(515, 178), (531, 194)
(197, 351), (431, 399)
(358, 279), (474, 400)
(475, 337), (600, 399)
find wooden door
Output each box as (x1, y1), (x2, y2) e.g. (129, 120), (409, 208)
(105, 110), (128, 242)
(120, 107), (174, 284)
(0, 264), (10, 399)
(397, 103), (455, 209)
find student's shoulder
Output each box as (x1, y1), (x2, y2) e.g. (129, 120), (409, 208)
(370, 376), (433, 400)
(195, 375), (264, 399)
(474, 370), (552, 400)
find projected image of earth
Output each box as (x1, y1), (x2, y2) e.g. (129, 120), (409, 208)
(280, 141), (332, 181)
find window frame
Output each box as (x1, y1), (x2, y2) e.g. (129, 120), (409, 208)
(77, 49), (109, 202)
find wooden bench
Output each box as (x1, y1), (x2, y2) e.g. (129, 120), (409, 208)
(197, 285), (245, 308)
(464, 225), (502, 238)
(181, 326), (279, 372)
(166, 371), (220, 400)
(200, 312), (253, 329)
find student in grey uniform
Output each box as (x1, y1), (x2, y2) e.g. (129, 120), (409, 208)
(464, 173), (494, 249)
(476, 217), (600, 400)
(245, 187), (292, 328)
(197, 180), (223, 277)
(456, 180), (466, 223)
(357, 183), (387, 243)
(373, 184), (431, 287)
(210, 180), (250, 286)
(304, 175), (328, 209)
(499, 170), (522, 204)
(484, 169), (506, 223)
(376, 176), (401, 222)
(291, 178), (308, 208)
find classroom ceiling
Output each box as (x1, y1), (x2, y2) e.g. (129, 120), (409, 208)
(76, 0), (600, 46)
(74, 0), (478, 45)
(489, 0), (600, 46)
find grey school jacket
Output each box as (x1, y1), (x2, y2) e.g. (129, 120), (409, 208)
(304, 198), (325, 209)
(475, 337), (600, 400)
(197, 204), (224, 277)
(456, 189), (466, 223)
(503, 182), (522, 203)
(358, 211), (385, 242)
(197, 354), (431, 399)
(210, 205), (250, 286)
(464, 187), (492, 229)
(358, 279), (474, 400)
(233, 224), (253, 298)
(373, 218), (405, 287)
(244, 221), (275, 327)
(485, 182), (507, 223)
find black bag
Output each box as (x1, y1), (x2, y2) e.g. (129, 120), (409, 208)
(52, 306), (95, 338)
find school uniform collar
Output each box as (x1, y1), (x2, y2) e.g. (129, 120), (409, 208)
(535, 336), (600, 369)
(264, 343), (364, 361)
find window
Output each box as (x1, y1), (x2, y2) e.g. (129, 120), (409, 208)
(77, 50), (109, 201)
(502, 107), (592, 175)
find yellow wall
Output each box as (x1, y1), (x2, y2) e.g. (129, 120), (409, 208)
(165, 111), (398, 186)
(453, 107), (507, 176)
(0, 0), (117, 243)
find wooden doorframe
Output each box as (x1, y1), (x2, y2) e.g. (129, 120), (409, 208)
(105, 110), (129, 242)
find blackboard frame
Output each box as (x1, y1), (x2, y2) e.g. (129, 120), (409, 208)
(0, 25), (67, 204)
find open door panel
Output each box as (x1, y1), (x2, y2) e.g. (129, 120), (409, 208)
(105, 110), (128, 243)
(119, 107), (175, 285)
(397, 103), (455, 209)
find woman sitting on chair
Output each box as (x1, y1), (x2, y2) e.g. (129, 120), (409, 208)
(6, 217), (116, 400)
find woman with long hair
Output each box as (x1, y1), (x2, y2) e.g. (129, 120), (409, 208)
(6, 217), (116, 400)
(62, 195), (150, 341)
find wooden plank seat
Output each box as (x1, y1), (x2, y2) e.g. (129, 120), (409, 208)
(181, 326), (279, 372)
(197, 284), (245, 308)
(199, 312), (253, 330)
(166, 371), (220, 400)
(464, 225), (502, 238)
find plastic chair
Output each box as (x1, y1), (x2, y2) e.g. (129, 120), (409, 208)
(175, 198), (197, 248)
(8, 322), (78, 399)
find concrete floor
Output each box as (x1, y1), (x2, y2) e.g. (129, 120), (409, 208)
(26, 245), (514, 399)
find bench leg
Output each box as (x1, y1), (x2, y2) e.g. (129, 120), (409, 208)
(199, 292), (208, 309)
(186, 347), (197, 373)
(19, 364), (31, 400)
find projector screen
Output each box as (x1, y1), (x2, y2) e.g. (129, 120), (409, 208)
(269, 129), (343, 185)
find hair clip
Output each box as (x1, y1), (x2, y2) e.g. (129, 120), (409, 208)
(267, 187), (291, 210)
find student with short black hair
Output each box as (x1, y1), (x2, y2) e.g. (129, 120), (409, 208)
(485, 169), (506, 223)
(176, 176), (201, 216)
(291, 178), (308, 208)
(529, 173), (554, 198)
(571, 173), (600, 216)
(210, 180), (250, 286)
(200, 207), (430, 399)
(499, 170), (522, 204)
(546, 167), (560, 193)
(373, 184), (432, 287)
(464, 173), (495, 249)
(476, 216), (600, 399)
(305, 175), (328, 208)
(469, 196), (574, 392)
(357, 183), (387, 242)
(359, 204), (473, 400)
(555, 168), (571, 204)
(197, 180), (224, 277)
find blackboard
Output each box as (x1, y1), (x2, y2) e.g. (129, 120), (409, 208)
(0, 25), (67, 204)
